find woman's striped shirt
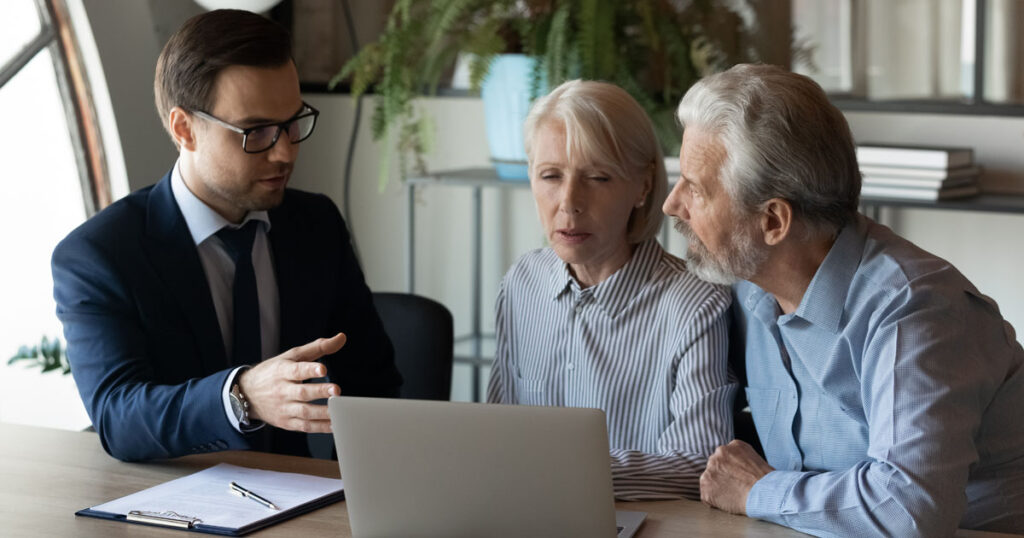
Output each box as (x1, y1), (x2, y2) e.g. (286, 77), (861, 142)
(487, 239), (736, 501)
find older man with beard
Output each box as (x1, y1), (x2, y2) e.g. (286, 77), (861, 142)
(663, 63), (1024, 537)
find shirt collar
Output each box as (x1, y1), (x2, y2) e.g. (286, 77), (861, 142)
(735, 280), (773, 327)
(170, 160), (271, 245)
(547, 239), (663, 318)
(737, 215), (867, 332)
(791, 215), (867, 332)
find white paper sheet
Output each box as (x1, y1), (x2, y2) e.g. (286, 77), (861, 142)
(90, 463), (343, 529)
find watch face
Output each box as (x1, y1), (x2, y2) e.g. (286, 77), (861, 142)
(230, 389), (248, 426)
(230, 394), (242, 416)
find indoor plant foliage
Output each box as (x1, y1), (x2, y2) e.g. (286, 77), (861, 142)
(335, 0), (780, 183)
(8, 336), (70, 375)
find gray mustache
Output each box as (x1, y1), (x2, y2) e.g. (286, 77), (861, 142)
(672, 218), (695, 240)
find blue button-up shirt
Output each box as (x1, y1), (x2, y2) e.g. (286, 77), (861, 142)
(735, 215), (1024, 537)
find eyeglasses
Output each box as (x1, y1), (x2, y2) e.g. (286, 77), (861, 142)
(191, 102), (320, 153)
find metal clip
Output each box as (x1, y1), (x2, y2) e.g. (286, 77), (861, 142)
(126, 510), (202, 528)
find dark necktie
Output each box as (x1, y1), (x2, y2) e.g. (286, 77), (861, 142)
(216, 220), (261, 367)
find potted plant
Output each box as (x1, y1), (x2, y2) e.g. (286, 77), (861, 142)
(8, 336), (70, 375)
(334, 0), (798, 184)
(6, 335), (96, 431)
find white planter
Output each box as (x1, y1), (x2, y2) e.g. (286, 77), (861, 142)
(480, 54), (542, 180)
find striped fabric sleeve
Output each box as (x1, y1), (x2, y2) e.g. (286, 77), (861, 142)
(486, 279), (514, 404)
(609, 292), (736, 501)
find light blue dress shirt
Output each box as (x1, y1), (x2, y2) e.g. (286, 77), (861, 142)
(735, 215), (1024, 537)
(170, 161), (279, 432)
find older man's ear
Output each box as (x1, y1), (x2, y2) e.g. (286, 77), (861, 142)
(759, 198), (793, 246)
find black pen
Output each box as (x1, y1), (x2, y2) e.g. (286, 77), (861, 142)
(229, 481), (279, 510)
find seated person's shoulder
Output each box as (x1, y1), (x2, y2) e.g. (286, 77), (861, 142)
(270, 190), (354, 247)
(282, 187), (334, 209)
(857, 222), (972, 302)
(502, 247), (562, 286)
(277, 189), (341, 223)
(661, 249), (732, 305)
(839, 221), (1003, 328)
(55, 186), (153, 257)
(649, 251), (732, 327)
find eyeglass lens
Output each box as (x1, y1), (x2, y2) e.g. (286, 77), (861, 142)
(244, 113), (316, 152)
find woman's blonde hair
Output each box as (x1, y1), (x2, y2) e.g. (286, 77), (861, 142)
(524, 79), (667, 244)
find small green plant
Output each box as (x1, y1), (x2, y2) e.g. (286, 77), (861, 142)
(8, 336), (70, 375)
(333, 0), (799, 187)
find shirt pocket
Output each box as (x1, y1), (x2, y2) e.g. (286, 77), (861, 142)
(745, 387), (781, 447)
(514, 375), (546, 405)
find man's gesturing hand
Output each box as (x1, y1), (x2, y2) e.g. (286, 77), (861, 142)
(700, 440), (775, 515)
(237, 333), (346, 433)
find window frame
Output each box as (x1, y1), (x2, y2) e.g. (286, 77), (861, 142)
(822, 0), (1024, 117)
(0, 0), (109, 216)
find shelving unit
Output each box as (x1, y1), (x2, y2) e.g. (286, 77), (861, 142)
(860, 193), (1024, 216)
(406, 169), (527, 402)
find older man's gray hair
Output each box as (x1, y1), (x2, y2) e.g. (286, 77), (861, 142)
(677, 63), (861, 238)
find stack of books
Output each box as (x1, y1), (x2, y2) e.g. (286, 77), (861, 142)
(856, 144), (981, 201)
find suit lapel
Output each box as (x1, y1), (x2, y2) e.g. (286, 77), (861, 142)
(268, 195), (326, 457)
(143, 173), (228, 372)
(269, 195), (311, 352)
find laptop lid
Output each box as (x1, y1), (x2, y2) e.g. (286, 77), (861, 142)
(329, 396), (619, 538)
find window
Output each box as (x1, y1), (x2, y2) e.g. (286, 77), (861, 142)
(0, 0), (111, 430)
(793, 0), (1024, 114)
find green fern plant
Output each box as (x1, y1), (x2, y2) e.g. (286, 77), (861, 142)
(8, 336), (70, 375)
(333, 0), (796, 187)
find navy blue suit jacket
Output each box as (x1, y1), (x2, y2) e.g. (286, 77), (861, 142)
(52, 172), (402, 461)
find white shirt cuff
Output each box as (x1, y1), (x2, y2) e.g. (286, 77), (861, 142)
(222, 366), (265, 433)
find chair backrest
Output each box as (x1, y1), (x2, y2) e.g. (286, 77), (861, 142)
(309, 292), (454, 459)
(372, 292), (454, 400)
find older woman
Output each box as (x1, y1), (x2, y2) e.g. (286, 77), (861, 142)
(486, 79), (736, 501)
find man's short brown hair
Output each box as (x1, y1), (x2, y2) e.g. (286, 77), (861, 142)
(154, 9), (292, 140)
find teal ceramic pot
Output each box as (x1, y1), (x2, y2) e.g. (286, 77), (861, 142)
(480, 54), (544, 181)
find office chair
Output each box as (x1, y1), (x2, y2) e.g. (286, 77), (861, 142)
(372, 291), (454, 400)
(308, 292), (455, 459)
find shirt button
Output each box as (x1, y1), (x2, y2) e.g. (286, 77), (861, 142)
(567, 363), (575, 370)
(574, 305), (583, 314)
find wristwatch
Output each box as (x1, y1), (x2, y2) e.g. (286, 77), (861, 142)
(229, 383), (251, 428)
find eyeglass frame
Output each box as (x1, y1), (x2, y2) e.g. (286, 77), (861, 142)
(189, 101), (320, 154)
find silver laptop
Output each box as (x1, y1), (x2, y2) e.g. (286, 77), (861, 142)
(329, 396), (645, 538)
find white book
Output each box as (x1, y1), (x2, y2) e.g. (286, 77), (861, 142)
(857, 144), (973, 169)
(862, 174), (977, 189)
(859, 164), (981, 180)
(663, 156), (680, 176)
(861, 184), (980, 201)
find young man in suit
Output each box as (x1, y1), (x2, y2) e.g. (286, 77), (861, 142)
(52, 9), (401, 462)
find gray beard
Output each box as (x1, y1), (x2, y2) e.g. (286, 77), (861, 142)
(673, 218), (766, 285)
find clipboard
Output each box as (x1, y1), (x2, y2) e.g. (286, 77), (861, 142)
(75, 463), (344, 536)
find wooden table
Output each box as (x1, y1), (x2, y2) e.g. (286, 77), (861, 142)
(1, 423), (1018, 537)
